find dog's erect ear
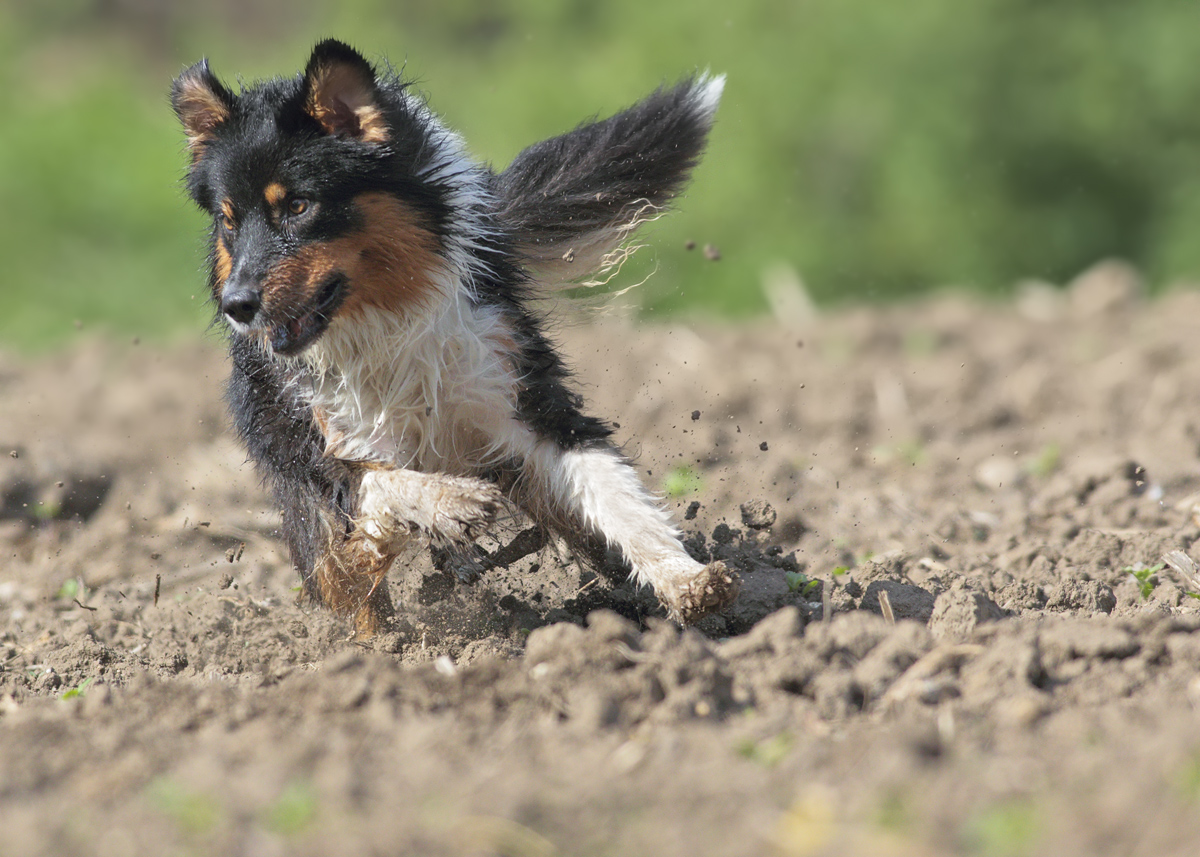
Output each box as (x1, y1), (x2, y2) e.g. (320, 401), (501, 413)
(302, 40), (389, 143)
(172, 60), (233, 157)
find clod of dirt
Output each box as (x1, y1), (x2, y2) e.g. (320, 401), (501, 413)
(1045, 580), (1117, 614)
(522, 612), (739, 729)
(852, 621), (934, 703)
(739, 499), (776, 530)
(861, 580), (937, 623)
(928, 580), (1005, 640)
(721, 564), (807, 633)
(1038, 618), (1140, 667)
(717, 605), (804, 660)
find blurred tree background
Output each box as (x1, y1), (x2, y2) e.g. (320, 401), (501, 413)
(1, 0), (1198, 349)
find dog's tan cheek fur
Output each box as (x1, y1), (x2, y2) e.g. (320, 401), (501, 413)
(336, 193), (443, 318)
(257, 247), (339, 315)
(213, 239), (233, 295)
(254, 193), (442, 320)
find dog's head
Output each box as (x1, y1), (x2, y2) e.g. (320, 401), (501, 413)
(172, 40), (449, 356)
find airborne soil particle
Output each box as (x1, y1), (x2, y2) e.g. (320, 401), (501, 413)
(5, 284), (1200, 854)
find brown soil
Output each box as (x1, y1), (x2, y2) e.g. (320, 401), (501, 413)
(5, 263), (1200, 856)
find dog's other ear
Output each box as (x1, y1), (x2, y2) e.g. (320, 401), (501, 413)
(172, 59), (233, 158)
(302, 39), (389, 143)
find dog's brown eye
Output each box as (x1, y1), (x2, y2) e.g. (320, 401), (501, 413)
(221, 214), (235, 233)
(288, 198), (309, 216)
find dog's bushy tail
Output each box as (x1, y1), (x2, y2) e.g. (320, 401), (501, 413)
(495, 75), (723, 289)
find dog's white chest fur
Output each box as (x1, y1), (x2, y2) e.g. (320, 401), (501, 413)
(300, 290), (521, 474)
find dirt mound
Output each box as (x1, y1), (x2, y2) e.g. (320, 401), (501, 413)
(5, 276), (1200, 855)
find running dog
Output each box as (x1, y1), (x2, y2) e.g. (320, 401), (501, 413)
(172, 39), (738, 636)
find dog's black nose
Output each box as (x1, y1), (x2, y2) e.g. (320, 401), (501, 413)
(221, 288), (261, 325)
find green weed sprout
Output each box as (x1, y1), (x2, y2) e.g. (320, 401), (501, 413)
(56, 577), (88, 602)
(264, 782), (317, 836)
(60, 677), (94, 700)
(663, 465), (703, 499)
(31, 499), (61, 520)
(1025, 442), (1061, 478)
(785, 571), (821, 598)
(736, 732), (793, 767)
(148, 778), (221, 837)
(965, 799), (1041, 857)
(897, 439), (924, 467)
(1125, 563), (1164, 601)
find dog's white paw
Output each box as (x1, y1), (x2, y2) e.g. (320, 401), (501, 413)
(358, 469), (503, 552)
(658, 560), (740, 624)
(423, 474), (504, 543)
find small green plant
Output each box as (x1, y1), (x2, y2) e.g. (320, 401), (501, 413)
(735, 732), (793, 767)
(1126, 563), (1164, 600)
(60, 677), (94, 700)
(871, 441), (924, 467)
(1176, 755), (1200, 802)
(55, 577), (88, 602)
(147, 777), (221, 837)
(31, 499), (61, 521)
(897, 440), (924, 467)
(1025, 442), (1061, 478)
(662, 465), (703, 499)
(964, 799), (1041, 857)
(784, 571), (820, 597)
(873, 790), (913, 833)
(264, 782), (317, 836)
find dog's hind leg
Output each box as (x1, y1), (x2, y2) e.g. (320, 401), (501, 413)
(315, 529), (398, 638)
(521, 441), (739, 623)
(430, 543), (490, 583)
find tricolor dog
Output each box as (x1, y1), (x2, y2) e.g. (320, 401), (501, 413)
(172, 39), (738, 636)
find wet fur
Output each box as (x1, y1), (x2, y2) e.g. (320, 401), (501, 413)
(173, 39), (738, 636)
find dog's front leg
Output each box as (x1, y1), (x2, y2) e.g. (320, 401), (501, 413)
(524, 442), (739, 623)
(356, 467), (505, 555)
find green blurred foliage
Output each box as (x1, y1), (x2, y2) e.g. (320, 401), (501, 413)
(1, 0), (1199, 349)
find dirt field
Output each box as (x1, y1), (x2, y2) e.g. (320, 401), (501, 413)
(4, 262), (1200, 856)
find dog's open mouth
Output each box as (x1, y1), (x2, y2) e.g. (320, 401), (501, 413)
(269, 275), (347, 356)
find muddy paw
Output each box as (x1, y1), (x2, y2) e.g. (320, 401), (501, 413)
(426, 476), (504, 544)
(668, 561), (741, 624)
(358, 470), (505, 553)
